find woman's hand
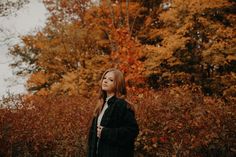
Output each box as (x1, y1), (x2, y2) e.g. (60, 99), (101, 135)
(97, 125), (104, 138)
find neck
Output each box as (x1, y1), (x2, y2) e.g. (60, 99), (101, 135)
(106, 92), (115, 98)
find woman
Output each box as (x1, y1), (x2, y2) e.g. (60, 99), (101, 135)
(87, 68), (139, 157)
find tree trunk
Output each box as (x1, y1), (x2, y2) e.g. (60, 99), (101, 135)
(118, 0), (124, 26)
(107, 0), (115, 27)
(56, 0), (59, 10)
(126, 0), (130, 28)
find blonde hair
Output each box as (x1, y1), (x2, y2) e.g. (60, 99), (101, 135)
(94, 68), (129, 116)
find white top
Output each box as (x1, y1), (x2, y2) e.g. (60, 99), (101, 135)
(97, 96), (113, 126)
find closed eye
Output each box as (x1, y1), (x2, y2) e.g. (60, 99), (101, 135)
(103, 76), (114, 81)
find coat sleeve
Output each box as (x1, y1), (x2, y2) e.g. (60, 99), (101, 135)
(87, 117), (98, 157)
(100, 103), (139, 147)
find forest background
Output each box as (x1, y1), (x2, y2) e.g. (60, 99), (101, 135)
(0, 0), (235, 156)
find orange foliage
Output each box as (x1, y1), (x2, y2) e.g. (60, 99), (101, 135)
(135, 0), (236, 98)
(43, 0), (91, 22)
(4, 0), (236, 156)
(109, 27), (145, 87)
(9, 0), (235, 99)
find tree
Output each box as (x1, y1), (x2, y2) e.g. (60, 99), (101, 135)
(43, 0), (91, 22)
(136, 0), (236, 98)
(9, 0), (236, 99)
(0, 0), (30, 17)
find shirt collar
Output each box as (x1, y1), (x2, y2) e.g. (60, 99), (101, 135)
(105, 95), (113, 102)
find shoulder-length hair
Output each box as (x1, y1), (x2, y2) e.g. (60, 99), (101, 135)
(94, 68), (128, 116)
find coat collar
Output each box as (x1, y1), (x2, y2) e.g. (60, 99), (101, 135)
(107, 95), (116, 106)
(100, 95), (117, 126)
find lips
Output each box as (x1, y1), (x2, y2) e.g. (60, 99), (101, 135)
(102, 84), (108, 87)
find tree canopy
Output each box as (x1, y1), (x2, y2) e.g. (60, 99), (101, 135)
(9, 0), (236, 100)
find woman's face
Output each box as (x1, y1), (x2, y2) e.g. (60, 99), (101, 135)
(102, 71), (115, 95)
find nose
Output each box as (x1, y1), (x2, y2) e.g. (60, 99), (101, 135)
(103, 79), (107, 83)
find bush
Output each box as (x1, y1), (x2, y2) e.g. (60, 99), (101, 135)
(0, 95), (94, 157)
(134, 85), (236, 157)
(0, 85), (235, 156)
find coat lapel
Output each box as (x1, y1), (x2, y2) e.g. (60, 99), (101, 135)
(100, 96), (116, 126)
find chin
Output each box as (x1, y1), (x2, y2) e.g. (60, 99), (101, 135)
(102, 88), (108, 91)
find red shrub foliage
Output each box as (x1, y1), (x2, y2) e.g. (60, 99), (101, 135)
(134, 85), (236, 157)
(0, 95), (95, 157)
(0, 85), (235, 156)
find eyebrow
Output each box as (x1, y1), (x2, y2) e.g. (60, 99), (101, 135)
(104, 76), (114, 79)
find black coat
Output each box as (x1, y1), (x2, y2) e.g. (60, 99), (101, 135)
(87, 96), (139, 157)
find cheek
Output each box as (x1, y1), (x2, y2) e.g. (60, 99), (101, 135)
(108, 82), (115, 88)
